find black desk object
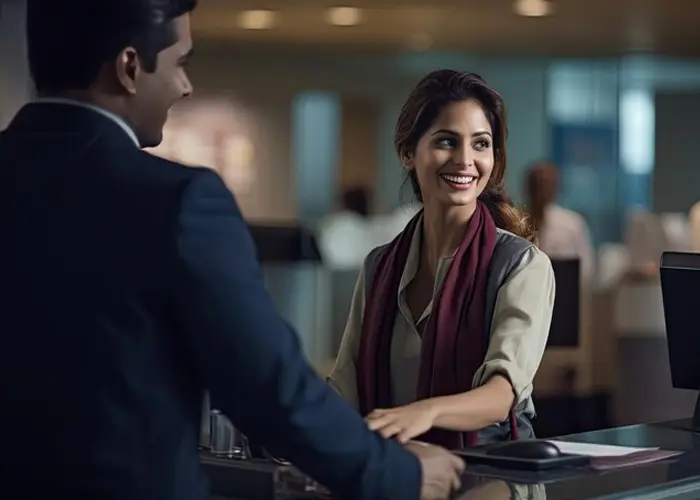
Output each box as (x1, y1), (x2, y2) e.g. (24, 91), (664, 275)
(457, 441), (590, 471)
(248, 224), (322, 264)
(660, 251), (700, 433)
(548, 258), (580, 347)
(200, 452), (277, 500)
(201, 450), (324, 500)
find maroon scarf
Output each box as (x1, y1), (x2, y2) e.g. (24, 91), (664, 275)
(357, 201), (511, 449)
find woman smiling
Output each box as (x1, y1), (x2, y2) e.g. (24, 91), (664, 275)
(327, 69), (555, 449)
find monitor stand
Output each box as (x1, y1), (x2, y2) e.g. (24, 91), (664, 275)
(656, 392), (700, 433)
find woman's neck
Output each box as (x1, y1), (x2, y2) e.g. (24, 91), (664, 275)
(421, 201), (477, 275)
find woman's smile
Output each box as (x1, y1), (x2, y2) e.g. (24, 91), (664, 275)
(439, 172), (478, 191)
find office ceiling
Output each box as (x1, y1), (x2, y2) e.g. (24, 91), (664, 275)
(192, 0), (700, 56)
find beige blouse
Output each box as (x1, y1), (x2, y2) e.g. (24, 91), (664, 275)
(328, 226), (556, 417)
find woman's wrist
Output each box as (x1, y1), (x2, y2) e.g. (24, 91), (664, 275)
(424, 396), (449, 426)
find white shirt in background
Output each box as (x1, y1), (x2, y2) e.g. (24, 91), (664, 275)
(317, 211), (372, 270)
(318, 204), (421, 270)
(538, 204), (594, 281)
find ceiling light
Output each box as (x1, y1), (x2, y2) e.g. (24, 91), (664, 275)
(237, 9), (277, 30)
(514, 0), (553, 17)
(325, 7), (363, 26)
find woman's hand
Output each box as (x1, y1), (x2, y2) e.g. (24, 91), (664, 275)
(365, 399), (439, 444)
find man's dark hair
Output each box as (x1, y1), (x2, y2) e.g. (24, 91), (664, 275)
(27, 0), (197, 94)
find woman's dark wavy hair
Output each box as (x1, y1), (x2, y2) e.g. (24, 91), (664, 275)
(394, 69), (536, 242)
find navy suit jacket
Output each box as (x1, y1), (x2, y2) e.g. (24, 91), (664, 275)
(0, 103), (420, 499)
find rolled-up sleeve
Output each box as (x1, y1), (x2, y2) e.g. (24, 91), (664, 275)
(472, 247), (555, 406)
(327, 267), (366, 411)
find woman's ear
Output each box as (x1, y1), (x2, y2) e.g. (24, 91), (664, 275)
(402, 152), (414, 171)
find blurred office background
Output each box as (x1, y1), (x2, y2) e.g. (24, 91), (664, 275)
(3, 0), (700, 437)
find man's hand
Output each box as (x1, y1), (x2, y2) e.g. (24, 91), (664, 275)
(405, 441), (465, 500)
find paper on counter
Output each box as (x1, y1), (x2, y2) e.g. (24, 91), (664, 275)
(547, 440), (659, 457)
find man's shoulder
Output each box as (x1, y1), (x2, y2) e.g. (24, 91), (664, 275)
(105, 152), (230, 221)
(132, 150), (214, 186)
(115, 151), (233, 207)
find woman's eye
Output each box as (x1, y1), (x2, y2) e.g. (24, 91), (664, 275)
(474, 140), (490, 150)
(436, 138), (455, 148)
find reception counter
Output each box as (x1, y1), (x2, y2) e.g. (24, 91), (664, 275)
(460, 421), (700, 500)
(203, 420), (700, 499)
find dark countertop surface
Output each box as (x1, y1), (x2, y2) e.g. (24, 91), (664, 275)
(456, 418), (700, 500)
(204, 418), (700, 500)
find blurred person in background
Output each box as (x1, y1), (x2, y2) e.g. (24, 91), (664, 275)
(0, 1), (463, 498)
(328, 70), (555, 450)
(526, 161), (594, 281)
(317, 186), (373, 269)
(371, 201), (423, 247)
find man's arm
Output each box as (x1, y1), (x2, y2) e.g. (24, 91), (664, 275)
(173, 170), (421, 499)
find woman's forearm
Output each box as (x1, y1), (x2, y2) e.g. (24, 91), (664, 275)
(429, 375), (515, 432)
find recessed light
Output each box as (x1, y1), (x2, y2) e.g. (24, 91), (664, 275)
(237, 9), (277, 30)
(514, 0), (553, 17)
(325, 7), (362, 26)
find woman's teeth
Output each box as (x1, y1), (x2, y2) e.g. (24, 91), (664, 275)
(440, 174), (475, 185)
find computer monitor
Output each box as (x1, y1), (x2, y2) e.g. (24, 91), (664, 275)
(660, 251), (700, 431)
(248, 224), (322, 263)
(548, 258), (581, 348)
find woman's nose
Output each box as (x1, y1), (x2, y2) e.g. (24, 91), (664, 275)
(452, 145), (474, 166)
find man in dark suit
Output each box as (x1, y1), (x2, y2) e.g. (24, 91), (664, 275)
(0, 1), (464, 499)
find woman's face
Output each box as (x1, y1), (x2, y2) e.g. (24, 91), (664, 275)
(407, 99), (495, 209)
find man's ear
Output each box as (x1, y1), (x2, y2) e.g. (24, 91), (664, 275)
(115, 47), (141, 95)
